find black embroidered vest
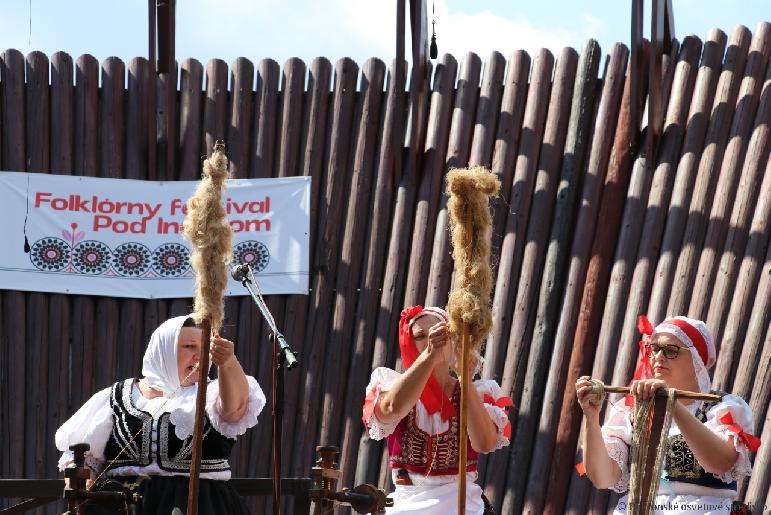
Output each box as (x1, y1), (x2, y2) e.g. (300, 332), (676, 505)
(663, 391), (736, 490)
(103, 379), (233, 473)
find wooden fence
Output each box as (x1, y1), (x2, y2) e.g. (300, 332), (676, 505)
(0, 20), (769, 514)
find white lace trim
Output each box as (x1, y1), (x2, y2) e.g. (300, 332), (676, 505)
(168, 375), (265, 440)
(481, 403), (510, 451)
(365, 382), (400, 440)
(603, 436), (630, 493)
(703, 424), (753, 483)
(58, 450), (104, 473)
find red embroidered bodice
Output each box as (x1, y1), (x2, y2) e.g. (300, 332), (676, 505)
(386, 383), (479, 475)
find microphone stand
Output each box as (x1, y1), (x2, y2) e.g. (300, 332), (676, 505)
(232, 263), (299, 515)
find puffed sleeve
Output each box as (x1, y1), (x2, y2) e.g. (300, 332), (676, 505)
(205, 375), (266, 439)
(600, 403), (633, 493)
(703, 394), (757, 483)
(473, 379), (513, 451)
(362, 367), (402, 440)
(55, 386), (113, 472)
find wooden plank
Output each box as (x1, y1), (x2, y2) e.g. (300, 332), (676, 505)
(402, 54), (462, 308)
(744, 406), (771, 512)
(99, 57), (125, 178)
(543, 50), (634, 515)
(277, 58), (306, 178)
(250, 59), (280, 179)
(319, 57), (385, 451)
(47, 53), (74, 510)
(126, 58), (151, 180)
(489, 51), (530, 256)
(729, 158), (771, 397)
(26, 51), (49, 173)
(24, 53), (50, 499)
(1, 49), (25, 169)
(3, 291), (26, 480)
(178, 59), (204, 180)
(688, 22), (771, 321)
(646, 29), (727, 322)
(25, 292), (48, 482)
(203, 59), (229, 158)
(51, 52), (74, 174)
(667, 25), (752, 315)
(228, 57), (255, 179)
(292, 57), (359, 478)
(281, 57), (332, 482)
(708, 66), (770, 379)
(468, 52), (506, 168)
(607, 36), (702, 391)
(746, 243), (771, 421)
(482, 50), (532, 381)
(510, 44), (625, 515)
(74, 55), (99, 177)
(155, 63), (177, 181)
(424, 52), (482, 307)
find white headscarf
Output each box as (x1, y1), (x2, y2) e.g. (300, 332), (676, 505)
(141, 315), (190, 397)
(652, 316), (715, 393)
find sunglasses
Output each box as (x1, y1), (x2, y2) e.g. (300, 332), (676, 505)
(644, 342), (685, 360)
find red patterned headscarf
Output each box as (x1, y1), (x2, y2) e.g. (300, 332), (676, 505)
(399, 305), (456, 421)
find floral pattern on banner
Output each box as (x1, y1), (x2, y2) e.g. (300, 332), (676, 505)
(29, 223), (269, 279)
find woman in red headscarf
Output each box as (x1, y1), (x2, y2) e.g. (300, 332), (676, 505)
(362, 306), (512, 514)
(575, 316), (760, 514)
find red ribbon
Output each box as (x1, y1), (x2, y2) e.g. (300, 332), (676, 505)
(483, 393), (514, 438)
(625, 315), (654, 407)
(718, 412), (761, 453)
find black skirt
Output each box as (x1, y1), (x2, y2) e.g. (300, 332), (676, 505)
(83, 475), (250, 515)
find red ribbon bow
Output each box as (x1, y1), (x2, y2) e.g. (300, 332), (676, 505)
(718, 412), (761, 453)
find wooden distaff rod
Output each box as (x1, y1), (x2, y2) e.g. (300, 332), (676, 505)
(187, 318), (212, 515)
(457, 326), (470, 514)
(601, 385), (721, 402)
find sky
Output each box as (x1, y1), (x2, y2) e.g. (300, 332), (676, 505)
(0, 1), (768, 74)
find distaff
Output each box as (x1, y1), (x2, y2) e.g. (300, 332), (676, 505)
(445, 167), (501, 513)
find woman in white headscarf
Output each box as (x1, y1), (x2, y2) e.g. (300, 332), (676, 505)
(575, 316), (761, 515)
(55, 315), (266, 514)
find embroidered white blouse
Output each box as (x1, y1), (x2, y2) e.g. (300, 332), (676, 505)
(55, 376), (265, 480)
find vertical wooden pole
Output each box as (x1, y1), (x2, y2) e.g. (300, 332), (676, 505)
(457, 325), (469, 514)
(187, 319), (212, 515)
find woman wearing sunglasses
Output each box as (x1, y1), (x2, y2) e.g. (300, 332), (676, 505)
(575, 316), (761, 514)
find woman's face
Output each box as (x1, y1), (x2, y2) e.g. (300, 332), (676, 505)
(177, 327), (203, 387)
(410, 315), (452, 363)
(647, 333), (695, 388)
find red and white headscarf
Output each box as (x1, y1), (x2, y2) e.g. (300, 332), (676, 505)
(399, 305), (456, 421)
(628, 315), (716, 405)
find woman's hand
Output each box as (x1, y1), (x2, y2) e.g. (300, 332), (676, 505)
(630, 378), (667, 401)
(210, 334), (237, 369)
(423, 321), (451, 364)
(575, 376), (603, 417)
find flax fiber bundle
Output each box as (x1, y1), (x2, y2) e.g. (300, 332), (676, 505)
(446, 166), (500, 355)
(182, 143), (233, 333)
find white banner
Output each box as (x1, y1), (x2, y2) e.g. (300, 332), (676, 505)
(0, 172), (310, 298)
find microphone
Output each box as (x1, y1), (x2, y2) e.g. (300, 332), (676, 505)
(231, 263), (252, 284)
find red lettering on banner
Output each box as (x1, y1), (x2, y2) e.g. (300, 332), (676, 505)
(93, 215), (112, 231)
(35, 192), (52, 207)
